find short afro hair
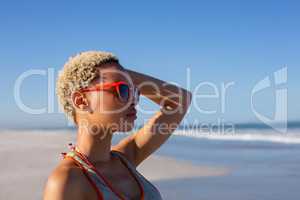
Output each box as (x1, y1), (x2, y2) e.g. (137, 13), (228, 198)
(56, 50), (119, 123)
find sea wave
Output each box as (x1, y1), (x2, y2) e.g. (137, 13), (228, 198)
(174, 130), (300, 144)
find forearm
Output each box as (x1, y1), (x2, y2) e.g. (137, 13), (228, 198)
(126, 69), (192, 111)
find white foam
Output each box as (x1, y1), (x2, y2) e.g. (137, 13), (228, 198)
(173, 130), (300, 144)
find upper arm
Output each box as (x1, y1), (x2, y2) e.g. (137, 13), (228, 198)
(43, 167), (85, 200)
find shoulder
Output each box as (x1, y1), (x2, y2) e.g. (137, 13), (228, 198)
(43, 159), (91, 200)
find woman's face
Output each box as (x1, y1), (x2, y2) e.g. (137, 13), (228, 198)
(73, 62), (138, 133)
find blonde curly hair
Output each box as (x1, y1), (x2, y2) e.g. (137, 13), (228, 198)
(56, 51), (119, 123)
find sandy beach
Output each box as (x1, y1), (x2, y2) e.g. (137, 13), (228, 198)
(0, 130), (230, 200)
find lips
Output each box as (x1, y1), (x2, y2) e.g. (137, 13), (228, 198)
(126, 110), (137, 118)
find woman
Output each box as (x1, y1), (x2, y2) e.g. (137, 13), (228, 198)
(43, 51), (192, 200)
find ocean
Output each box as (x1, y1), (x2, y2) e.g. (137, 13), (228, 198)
(149, 126), (300, 200)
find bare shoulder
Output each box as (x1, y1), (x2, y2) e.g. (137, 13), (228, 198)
(43, 158), (92, 200)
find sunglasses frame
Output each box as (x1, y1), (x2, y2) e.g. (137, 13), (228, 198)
(78, 81), (139, 103)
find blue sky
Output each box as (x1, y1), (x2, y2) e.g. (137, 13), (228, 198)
(0, 0), (299, 128)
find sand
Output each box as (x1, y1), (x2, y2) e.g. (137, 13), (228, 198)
(0, 130), (230, 200)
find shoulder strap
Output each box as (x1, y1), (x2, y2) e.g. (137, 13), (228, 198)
(64, 153), (104, 200)
(111, 150), (137, 170)
(64, 151), (120, 200)
(111, 150), (145, 199)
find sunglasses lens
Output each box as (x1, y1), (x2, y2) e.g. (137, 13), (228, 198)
(118, 84), (130, 102)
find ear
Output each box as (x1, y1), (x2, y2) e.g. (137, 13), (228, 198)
(71, 91), (90, 111)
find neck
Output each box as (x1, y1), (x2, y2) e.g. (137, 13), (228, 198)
(76, 124), (114, 163)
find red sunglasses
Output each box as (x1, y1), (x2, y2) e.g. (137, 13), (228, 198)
(79, 81), (140, 103)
